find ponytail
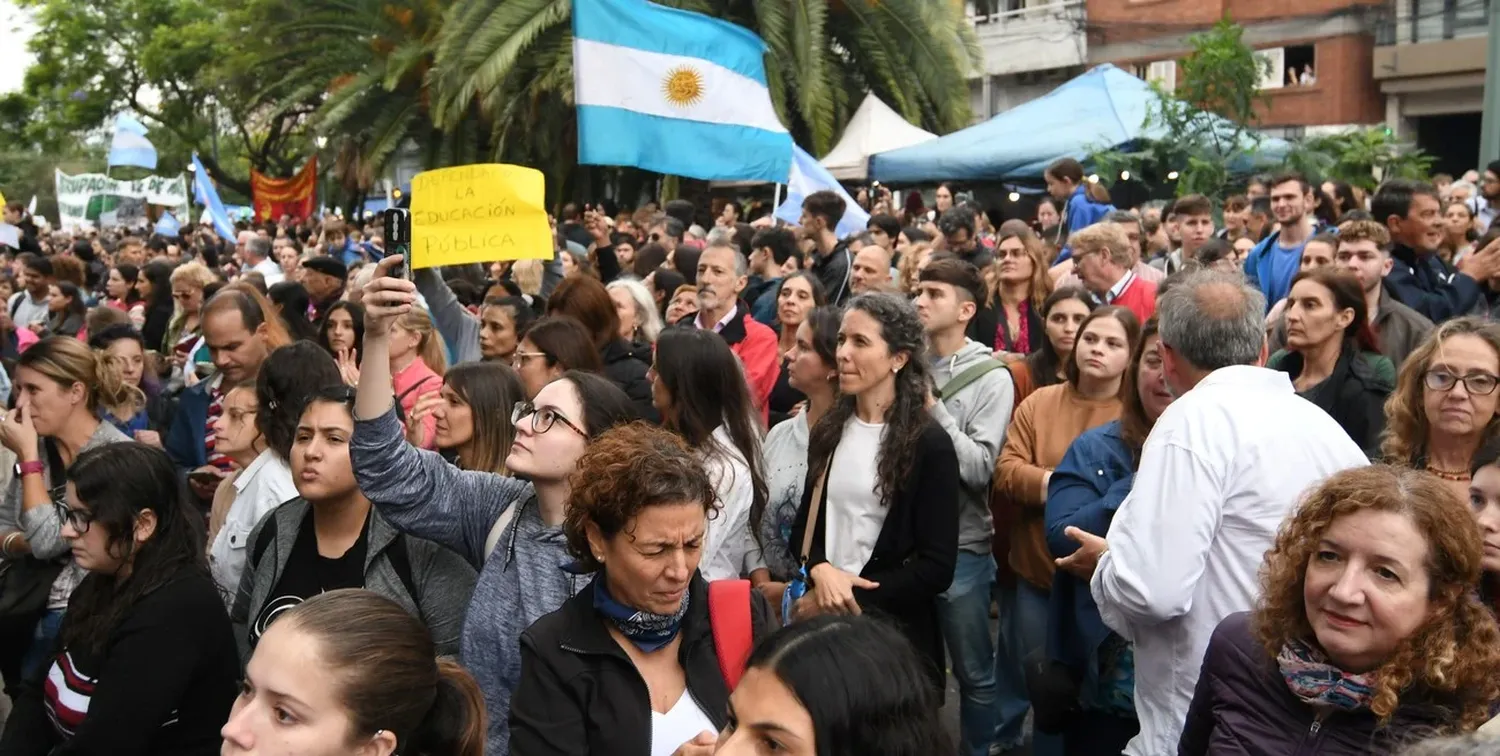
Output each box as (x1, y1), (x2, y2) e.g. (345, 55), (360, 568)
(405, 659), (486, 756)
(1084, 181), (1112, 205)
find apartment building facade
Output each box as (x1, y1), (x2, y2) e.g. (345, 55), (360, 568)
(965, 0), (1091, 122)
(1372, 0), (1489, 175)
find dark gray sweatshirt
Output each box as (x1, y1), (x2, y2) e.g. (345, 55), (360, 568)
(351, 409), (587, 756)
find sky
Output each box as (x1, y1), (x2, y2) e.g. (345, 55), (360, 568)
(0, 0), (36, 94)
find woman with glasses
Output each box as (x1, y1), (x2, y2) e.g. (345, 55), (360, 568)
(0, 443), (239, 756)
(1381, 317), (1500, 503)
(352, 255), (641, 754)
(510, 316), (605, 400)
(161, 261), (218, 383)
(982, 229), (1054, 362)
(0, 337), (134, 694)
(230, 384), (476, 663)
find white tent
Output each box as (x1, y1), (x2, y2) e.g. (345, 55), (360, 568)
(819, 94), (938, 181)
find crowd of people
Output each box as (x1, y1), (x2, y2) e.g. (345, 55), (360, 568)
(0, 156), (1497, 756)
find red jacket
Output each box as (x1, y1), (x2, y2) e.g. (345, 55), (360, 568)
(1111, 274), (1157, 324)
(679, 303), (781, 421)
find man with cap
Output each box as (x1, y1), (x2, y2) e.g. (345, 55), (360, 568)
(301, 256), (348, 325)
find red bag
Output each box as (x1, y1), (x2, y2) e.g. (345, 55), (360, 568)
(707, 579), (754, 691)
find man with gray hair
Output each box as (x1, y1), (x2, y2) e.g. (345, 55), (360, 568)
(1053, 269), (1367, 756)
(688, 242), (780, 416)
(244, 236), (284, 286)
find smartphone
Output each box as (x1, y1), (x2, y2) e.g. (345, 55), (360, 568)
(383, 208), (412, 279)
(188, 470), (222, 485)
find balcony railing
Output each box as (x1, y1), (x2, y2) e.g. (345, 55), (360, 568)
(966, 0), (1086, 27)
(1375, 0), (1490, 45)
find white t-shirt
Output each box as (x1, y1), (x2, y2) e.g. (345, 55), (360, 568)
(825, 417), (886, 575)
(651, 691), (717, 756)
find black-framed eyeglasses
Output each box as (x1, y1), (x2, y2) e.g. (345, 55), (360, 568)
(511, 401), (587, 437)
(54, 501), (94, 535)
(1425, 369), (1500, 396)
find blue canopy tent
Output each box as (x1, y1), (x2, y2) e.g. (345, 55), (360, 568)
(869, 63), (1286, 183)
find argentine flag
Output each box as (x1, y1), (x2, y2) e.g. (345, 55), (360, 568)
(108, 114), (158, 170)
(192, 154), (237, 243)
(572, 0), (792, 183)
(775, 145), (870, 239)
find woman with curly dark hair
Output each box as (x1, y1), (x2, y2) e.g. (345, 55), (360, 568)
(787, 292), (960, 694)
(1180, 465), (1500, 753)
(511, 422), (776, 756)
(1380, 317), (1500, 503)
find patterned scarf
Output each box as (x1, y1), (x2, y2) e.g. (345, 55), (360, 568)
(1277, 637), (1376, 711)
(592, 571), (689, 652)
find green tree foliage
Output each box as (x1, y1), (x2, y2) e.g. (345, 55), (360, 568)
(1283, 127), (1436, 191)
(1092, 17), (1271, 200)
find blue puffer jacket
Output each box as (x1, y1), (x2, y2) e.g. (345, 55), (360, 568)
(1045, 420), (1135, 704)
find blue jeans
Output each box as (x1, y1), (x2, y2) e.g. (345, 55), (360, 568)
(995, 580), (1063, 756)
(21, 608), (64, 682)
(936, 551), (998, 756)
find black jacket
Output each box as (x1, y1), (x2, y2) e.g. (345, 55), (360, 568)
(509, 574), (775, 756)
(0, 571), (239, 756)
(1385, 242), (1481, 322)
(1179, 612), (1456, 755)
(789, 417), (959, 694)
(969, 300), (1044, 354)
(1268, 346), (1393, 457)
(600, 338), (658, 423)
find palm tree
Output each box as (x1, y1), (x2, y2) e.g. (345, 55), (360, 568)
(429, 0), (980, 160)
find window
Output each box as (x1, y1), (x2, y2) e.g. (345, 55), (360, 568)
(1283, 45), (1316, 87)
(1146, 60), (1176, 93)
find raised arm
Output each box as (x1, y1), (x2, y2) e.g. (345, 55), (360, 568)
(414, 268), (482, 366)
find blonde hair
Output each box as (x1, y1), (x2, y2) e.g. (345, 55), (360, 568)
(19, 336), (142, 423)
(1380, 317), (1500, 465)
(897, 242), (934, 294)
(169, 261), (217, 289)
(394, 307), (448, 376)
(511, 260), (543, 297)
(1068, 223), (1134, 267)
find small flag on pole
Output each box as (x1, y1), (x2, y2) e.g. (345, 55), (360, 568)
(108, 114), (158, 170)
(774, 145), (870, 239)
(572, 0), (792, 183)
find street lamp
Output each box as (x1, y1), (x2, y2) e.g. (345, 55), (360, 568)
(1120, 170), (1131, 181)
(316, 136), (328, 149)
(1167, 171), (1180, 180)
(1007, 192), (1020, 202)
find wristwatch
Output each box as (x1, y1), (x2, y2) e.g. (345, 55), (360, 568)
(14, 460), (43, 478)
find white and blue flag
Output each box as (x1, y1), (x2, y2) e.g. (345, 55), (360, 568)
(192, 154), (237, 243)
(775, 144), (869, 239)
(108, 114), (158, 170)
(154, 212), (181, 237)
(572, 0), (792, 183)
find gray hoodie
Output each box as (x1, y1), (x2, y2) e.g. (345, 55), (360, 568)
(415, 268), (483, 366)
(350, 408), (587, 756)
(929, 338), (1014, 553)
(229, 497), (476, 663)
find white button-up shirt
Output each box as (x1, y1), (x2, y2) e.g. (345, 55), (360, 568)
(1091, 365), (1367, 756)
(250, 257), (285, 287)
(209, 449), (298, 604)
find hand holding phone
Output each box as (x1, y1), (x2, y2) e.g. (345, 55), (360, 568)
(382, 208), (412, 279)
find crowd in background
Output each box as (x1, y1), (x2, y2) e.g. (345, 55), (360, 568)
(0, 157), (1496, 756)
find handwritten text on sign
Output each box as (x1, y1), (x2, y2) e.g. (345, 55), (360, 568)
(410, 164), (551, 268)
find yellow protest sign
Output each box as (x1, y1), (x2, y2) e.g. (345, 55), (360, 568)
(410, 164), (551, 267)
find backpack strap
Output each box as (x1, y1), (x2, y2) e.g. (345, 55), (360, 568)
(935, 359), (1005, 400)
(708, 579), (754, 692)
(386, 534), (419, 604)
(483, 501), (522, 563)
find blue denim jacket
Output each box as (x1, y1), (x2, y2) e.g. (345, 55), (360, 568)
(1045, 420), (1136, 709)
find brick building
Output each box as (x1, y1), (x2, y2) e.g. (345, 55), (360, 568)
(1083, 0), (1387, 133)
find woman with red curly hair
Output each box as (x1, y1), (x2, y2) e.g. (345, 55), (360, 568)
(1179, 465), (1500, 754)
(510, 423), (776, 756)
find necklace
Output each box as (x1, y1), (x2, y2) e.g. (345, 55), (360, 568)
(1425, 464), (1471, 482)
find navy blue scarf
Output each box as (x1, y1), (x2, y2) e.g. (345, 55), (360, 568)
(592, 572), (689, 652)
